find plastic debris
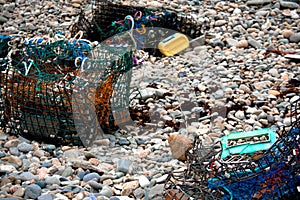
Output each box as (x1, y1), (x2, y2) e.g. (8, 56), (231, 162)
(220, 128), (277, 159)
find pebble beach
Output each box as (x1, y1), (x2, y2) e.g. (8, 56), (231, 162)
(0, 0), (300, 199)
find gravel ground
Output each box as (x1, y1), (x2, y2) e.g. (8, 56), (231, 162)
(0, 0), (300, 199)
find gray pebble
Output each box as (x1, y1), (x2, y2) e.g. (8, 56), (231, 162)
(35, 181), (47, 189)
(60, 180), (80, 186)
(63, 149), (80, 159)
(0, 152), (5, 158)
(117, 139), (130, 146)
(9, 147), (20, 156)
(99, 186), (113, 198)
(138, 175), (151, 188)
(290, 96), (300, 103)
(235, 110), (245, 120)
(140, 88), (156, 99)
(283, 117), (292, 126)
(246, 0), (273, 6)
(127, 137), (138, 148)
(44, 145), (56, 151)
(33, 150), (45, 158)
(290, 33), (300, 43)
(17, 142), (34, 152)
(38, 193), (55, 200)
(21, 159), (31, 171)
(0, 15), (8, 24)
(117, 158), (131, 174)
(153, 174), (169, 183)
(255, 10), (270, 16)
(77, 171), (85, 180)
(18, 171), (37, 181)
(258, 112), (268, 120)
(24, 184), (42, 199)
(133, 187), (145, 199)
(0, 164), (16, 173)
(61, 166), (74, 178)
(280, 0), (300, 9)
(279, 38), (290, 44)
(214, 20), (227, 26)
(226, 38), (239, 47)
(247, 38), (263, 49)
(83, 172), (101, 182)
(45, 175), (61, 185)
(148, 184), (164, 199)
(259, 119), (269, 126)
(88, 180), (103, 190)
(268, 68), (279, 78)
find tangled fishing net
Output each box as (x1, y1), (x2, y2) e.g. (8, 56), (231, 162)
(164, 98), (300, 199)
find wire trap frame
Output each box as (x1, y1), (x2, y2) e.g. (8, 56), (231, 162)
(0, 38), (133, 146)
(71, 0), (203, 56)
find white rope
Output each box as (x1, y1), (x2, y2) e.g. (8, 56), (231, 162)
(125, 15), (137, 50)
(23, 59), (34, 76)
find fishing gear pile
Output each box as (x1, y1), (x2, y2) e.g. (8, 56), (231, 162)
(0, 1), (203, 146)
(164, 98), (300, 199)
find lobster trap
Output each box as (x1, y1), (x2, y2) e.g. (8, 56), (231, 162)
(0, 33), (133, 146)
(164, 97), (300, 199)
(71, 0), (203, 56)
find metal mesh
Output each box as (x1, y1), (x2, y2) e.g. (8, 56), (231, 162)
(0, 37), (133, 146)
(71, 1), (203, 55)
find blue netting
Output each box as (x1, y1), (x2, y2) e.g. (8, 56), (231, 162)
(208, 162), (297, 200)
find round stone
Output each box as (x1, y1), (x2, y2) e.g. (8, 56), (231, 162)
(83, 172), (101, 182)
(17, 142), (34, 152)
(235, 110), (245, 120)
(24, 184), (42, 199)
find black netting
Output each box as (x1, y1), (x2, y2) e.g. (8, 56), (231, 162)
(71, 0), (203, 56)
(0, 35), (10, 58)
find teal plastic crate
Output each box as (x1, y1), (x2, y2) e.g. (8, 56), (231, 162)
(221, 128), (277, 159)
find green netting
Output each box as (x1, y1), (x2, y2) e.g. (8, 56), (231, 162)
(0, 33), (133, 146)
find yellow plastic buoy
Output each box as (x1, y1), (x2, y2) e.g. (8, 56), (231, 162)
(158, 33), (190, 56)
